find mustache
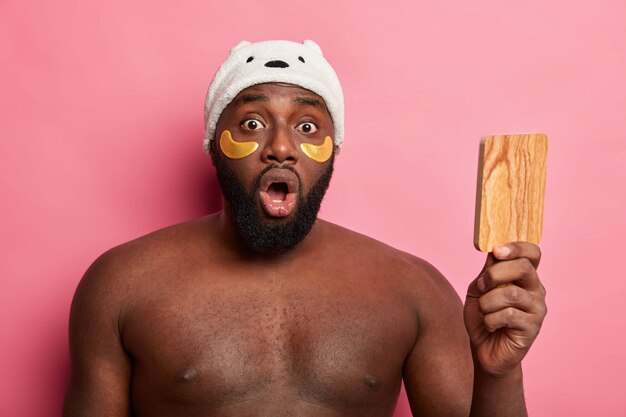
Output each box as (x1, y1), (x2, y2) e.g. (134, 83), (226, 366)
(252, 163), (301, 192)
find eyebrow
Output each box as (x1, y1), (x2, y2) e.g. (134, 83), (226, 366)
(233, 94), (268, 106)
(293, 97), (327, 110)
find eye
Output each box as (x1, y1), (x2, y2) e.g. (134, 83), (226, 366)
(241, 119), (264, 131)
(298, 56), (305, 63)
(246, 56), (254, 63)
(296, 122), (318, 133)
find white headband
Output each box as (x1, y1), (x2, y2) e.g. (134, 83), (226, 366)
(203, 40), (345, 152)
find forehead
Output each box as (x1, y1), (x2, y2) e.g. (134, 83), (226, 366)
(229, 83), (329, 111)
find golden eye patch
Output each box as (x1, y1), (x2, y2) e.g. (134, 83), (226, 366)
(300, 136), (333, 162)
(219, 130), (259, 159)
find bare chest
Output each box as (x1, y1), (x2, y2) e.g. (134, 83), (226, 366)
(122, 269), (416, 413)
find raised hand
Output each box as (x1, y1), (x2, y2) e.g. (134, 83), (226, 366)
(464, 242), (547, 377)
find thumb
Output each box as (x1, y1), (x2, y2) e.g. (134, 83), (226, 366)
(468, 252), (497, 297)
(481, 251), (497, 273)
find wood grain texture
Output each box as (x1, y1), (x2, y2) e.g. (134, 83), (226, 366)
(474, 133), (548, 252)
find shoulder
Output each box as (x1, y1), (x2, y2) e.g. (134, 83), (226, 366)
(93, 215), (216, 271)
(319, 220), (463, 308)
(320, 222), (467, 357)
(318, 219), (443, 277)
(72, 216), (213, 318)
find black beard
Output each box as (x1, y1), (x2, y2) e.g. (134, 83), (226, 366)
(214, 155), (334, 255)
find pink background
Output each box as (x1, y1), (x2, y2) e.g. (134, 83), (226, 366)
(2, 0), (625, 416)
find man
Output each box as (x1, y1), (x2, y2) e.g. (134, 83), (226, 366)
(64, 40), (547, 417)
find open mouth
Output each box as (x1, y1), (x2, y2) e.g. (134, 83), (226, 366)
(267, 182), (289, 203)
(258, 169), (299, 218)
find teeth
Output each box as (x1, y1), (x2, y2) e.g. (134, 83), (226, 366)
(271, 199), (283, 203)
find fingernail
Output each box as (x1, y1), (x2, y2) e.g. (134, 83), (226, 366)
(495, 246), (511, 258)
(477, 276), (486, 291)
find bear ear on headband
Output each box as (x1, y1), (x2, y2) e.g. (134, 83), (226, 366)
(231, 41), (251, 52)
(303, 40), (323, 56)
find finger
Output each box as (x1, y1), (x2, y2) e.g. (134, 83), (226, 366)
(478, 285), (540, 315)
(470, 252), (497, 295)
(493, 242), (542, 269)
(482, 307), (539, 334)
(483, 258), (541, 291)
(478, 252), (497, 275)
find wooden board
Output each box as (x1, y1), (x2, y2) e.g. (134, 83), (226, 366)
(474, 133), (548, 252)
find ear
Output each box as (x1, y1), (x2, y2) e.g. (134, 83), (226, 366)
(303, 40), (323, 56)
(231, 41), (251, 53)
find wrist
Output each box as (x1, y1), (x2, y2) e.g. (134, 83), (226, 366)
(471, 362), (527, 417)
(474, 361), (523, 382)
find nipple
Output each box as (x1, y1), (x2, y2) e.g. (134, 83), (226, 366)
(179, 368), (199, 382)
(363, 374), (380, 389)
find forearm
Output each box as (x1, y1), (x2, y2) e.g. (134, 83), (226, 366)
(469, 363), (527, 417)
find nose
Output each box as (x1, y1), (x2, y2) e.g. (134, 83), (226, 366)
(261, 125), (299, 165)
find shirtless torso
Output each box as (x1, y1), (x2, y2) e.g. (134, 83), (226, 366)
(64, 65), (546, 417)
(65, 216), (472, 416)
